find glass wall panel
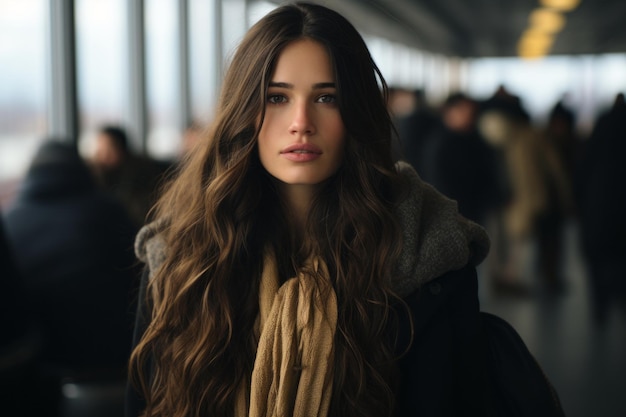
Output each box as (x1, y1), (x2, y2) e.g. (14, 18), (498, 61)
(0, 0), (47, 188)
(189, 0), (219, 127)
(75, 0), (128, 156)
(145, 0), (180, 159)
(248, 1), (276, 27)
(594, 54), (626, 110)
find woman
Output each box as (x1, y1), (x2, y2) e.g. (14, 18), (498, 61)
(127, 3), (491, 416)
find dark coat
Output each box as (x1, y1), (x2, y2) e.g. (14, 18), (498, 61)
(420, 127), (501, 227)
(3, 141), (140, 372)
(395, 267), (564, 417)
(0, 214), (27, 347)
(574, 105), (626, 262)
(0, 213), (44, 417)
(126, 262), (565, 417)
(394, 264), (490, 416)
(125, 263), (488, 417)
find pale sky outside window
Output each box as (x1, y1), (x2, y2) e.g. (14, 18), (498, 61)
(0, 0), (47, 181)
(595, 54), (626, 109)
(145, 0), (180, 159)
(189, 0), (218, 126)
(247, 1), (276, 26)
(75, 0), (128, 157)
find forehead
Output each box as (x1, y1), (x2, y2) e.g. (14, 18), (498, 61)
(271, 39), (334, 82)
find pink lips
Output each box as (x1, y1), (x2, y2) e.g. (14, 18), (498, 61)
(280, 143), (322, 162)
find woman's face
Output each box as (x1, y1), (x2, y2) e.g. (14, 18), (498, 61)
(258, 39), (346, 189)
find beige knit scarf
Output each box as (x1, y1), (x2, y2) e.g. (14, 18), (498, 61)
(235, 251), (338, 417)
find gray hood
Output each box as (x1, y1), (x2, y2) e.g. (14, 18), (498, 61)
(390, 161), (489, 296)
(135, 161), (490, 298)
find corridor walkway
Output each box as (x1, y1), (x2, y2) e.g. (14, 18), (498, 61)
(479, 220), (626, 417)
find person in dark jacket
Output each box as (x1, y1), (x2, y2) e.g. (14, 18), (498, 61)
(574, 92), (626, 324)
(3, 139), (140, 378)
(1, 213), (43, 416)
(393, 88), (439, 176)
(89, 125), (171, 228)
(420, 92), (502, 228)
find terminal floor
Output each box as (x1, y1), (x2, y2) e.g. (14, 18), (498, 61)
(479, 221), (626, 417)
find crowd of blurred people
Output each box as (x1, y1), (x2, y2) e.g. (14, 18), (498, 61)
(0, 125), (176, 416)
(391, 86), (626, 324)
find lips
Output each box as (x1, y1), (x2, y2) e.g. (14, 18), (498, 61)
(280, 143), (322, 155)
(280, 143), (322, 162)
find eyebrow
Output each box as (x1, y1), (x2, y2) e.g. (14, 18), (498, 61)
(268, 81), (336, 89)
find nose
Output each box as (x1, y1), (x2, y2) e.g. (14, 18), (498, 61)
(288, 101), (315, 136)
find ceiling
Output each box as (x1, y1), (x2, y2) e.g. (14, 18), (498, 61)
(312, 0), (626, 58)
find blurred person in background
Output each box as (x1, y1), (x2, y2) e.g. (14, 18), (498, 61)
(1, 213), (42, 416)
(545, 98), (580, 185)
(387, 86), (419, 163)
(420, 92), (502, 229)
(90, 125), (169, 228)
(534, 99), (578, 295)
(394, 88), (439, 176)
(478, 99), (572, 296)
(2, 140), (140, 415)
(180, 120), (206, 157)
(574, 92), (626, 325)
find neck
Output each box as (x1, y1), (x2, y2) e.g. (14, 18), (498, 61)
(277, 183), (318, 239)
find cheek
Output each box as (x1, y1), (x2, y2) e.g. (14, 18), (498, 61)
(257, 125), (277, 172)
(327, 119), (347, 167)
(257, 133), (270, 164)
(256, 116), (271, 156)
(329, 117), (347, 150)
(257, 111), (282, 143)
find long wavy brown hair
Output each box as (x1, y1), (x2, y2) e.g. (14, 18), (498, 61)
(129, 2), (407, 416)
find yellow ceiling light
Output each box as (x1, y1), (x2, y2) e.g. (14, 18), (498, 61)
(517, 0), (580, 59)
(517, 29), (554, 58)
(530, 8), (566, 33)
(519, 29), (554, 48)
(539, 0), (581, 12)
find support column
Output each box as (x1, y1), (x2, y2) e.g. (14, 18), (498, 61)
(128, 0), (148, 154)
(48, 0), (78, 142)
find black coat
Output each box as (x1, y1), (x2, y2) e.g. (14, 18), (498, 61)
(420, 127), (501, 227)
(394, 264), (491, 416)
(126, 264), (494, 417)
(574, 106), (626, 262)
(3, 141), (140, 372)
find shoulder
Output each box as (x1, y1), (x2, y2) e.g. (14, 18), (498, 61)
(402, 264), (479, 327)
(391, 162), (490, 297)
(134, 218), (168, 277)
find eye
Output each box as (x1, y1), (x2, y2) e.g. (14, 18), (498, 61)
(267, 94), (287, 104)
(316, 94), (337, 104)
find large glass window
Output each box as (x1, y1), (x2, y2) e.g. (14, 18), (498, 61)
(189, 0), (219, 126)
(248, 1), (276, 27)
(145, 0), (180, 160)
(0, 0), (47, 186)
(75, 0), (128, 156)
(594, 54), (626, 110)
